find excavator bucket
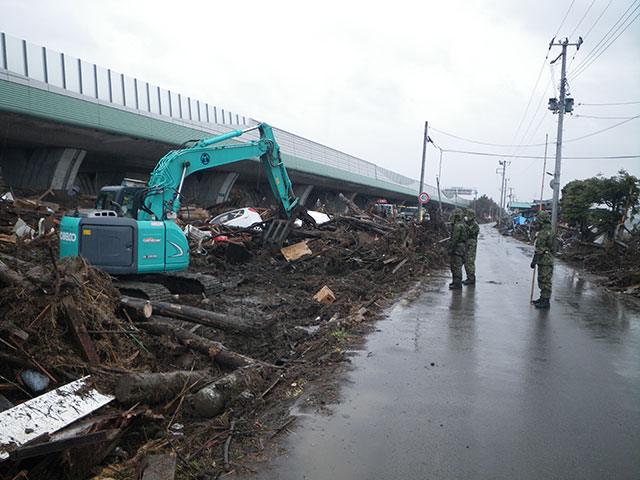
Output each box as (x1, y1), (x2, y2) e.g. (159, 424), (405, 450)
(263, 218), (293, 245)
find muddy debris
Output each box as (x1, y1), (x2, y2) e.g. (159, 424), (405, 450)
(0, 194), (449, 479)
(499, 219), (640, 298)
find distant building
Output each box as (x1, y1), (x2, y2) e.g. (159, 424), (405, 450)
(508, 200), (553, 218)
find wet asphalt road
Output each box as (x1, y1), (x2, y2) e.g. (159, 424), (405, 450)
(250, 224), (640, 479)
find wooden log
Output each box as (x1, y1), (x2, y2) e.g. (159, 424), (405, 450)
(139, 320), (255, 369)
(145, 299), (261, 334)
(120, 296), (153, 320)
(338, 192), (365, 216)
(0, 260), (33, 290)
(114, 370), (215, 405)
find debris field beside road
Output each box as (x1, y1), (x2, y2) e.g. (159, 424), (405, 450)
(0, 194), (448, 479)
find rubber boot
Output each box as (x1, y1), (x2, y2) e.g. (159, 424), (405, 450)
(532, 297), (542, 305)
(462, 279), (476, 286)
(449, 283), (462, 290)
(534, 298), (550, 309)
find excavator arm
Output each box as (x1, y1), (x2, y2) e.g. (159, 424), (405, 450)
(138, 123), (298, 221)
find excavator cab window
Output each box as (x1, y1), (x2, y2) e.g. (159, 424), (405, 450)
(96, 190), (117, 211)
(120, 192), (136, 218)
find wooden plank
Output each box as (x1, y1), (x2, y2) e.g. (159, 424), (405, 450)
(0, 376), (114, 461)
(9, 429), (118, 460)
(281, 240), (312, 262)
(63, 296), (100, 364)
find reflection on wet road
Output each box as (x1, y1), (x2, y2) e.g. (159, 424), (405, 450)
(249, 225), (640, 479)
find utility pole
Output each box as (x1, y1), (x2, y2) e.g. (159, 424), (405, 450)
(548, 37), (582, 230)
(497, 160), (509, 225)
(418, 121), (428, 222)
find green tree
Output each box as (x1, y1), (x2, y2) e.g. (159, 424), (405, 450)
(473, 194), (499, 222)
(561, 170), (639, 239)
(560, 178), (599, 237)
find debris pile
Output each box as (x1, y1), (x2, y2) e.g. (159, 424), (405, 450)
(0, 193), (448, 479)
(499, 215), (640, 298)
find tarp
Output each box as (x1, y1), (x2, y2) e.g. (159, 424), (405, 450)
(513, 216), (528, 226)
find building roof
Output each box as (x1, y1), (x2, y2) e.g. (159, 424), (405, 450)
(508, 202), (533, 209)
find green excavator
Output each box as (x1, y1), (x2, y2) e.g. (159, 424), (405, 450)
(59, 123), (298, 296)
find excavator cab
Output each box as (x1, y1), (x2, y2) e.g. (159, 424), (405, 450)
(95, 186), (146, 219)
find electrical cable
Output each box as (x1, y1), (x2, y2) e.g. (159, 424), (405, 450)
(569, 0), (597, 39)
(570, 0), (639, 74)
(568, 2), (640, 80)
(574, 114), (640, 119)
(437, 149), (640, 160)
(567, 0), (615, 70)
(579, 100), (640, 106)
(554, 0), (577, 37)
(562, 114), (640, 142)
(570, 9), (640, 80)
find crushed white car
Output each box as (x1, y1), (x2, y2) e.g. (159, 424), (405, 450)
(209, 207), (263, 230)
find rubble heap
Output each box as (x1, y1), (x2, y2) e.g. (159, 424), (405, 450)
(0, 195), (447, 479)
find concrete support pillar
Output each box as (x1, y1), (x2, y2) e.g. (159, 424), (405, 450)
(294, 184), (314, 207)
(183, 171), (240, 207)
(0, 148), (86, 194)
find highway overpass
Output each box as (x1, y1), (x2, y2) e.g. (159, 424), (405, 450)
(0, 32), (469, 210)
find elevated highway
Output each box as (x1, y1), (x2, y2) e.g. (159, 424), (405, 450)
(0, 32), (468, 210)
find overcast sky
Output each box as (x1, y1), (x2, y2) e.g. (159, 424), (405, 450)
(1, 0), (638, 204)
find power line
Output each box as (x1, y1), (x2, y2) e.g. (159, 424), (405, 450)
(570, 9), (640, 80)
(575, 114), (640, 119)
(563, 114), (640, 142)
(582, 0), (616, 40)
(555, 0), (577, 37)
(579, 100), (640, 106)
(568, 2), (640, 80)
(438, 149), (640, 160)
(569, 0), (598, 39)
(430, 114), (639, 150)
(429, 126), (547, 148)
(570, 0), (639, 73)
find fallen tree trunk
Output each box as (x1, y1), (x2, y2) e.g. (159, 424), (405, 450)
(0, 260), (34, 290)
(338, 192), (366, 216)
(120, 296), (153, 321)
(139, 319), (256, 369)
(114, 370), (214, 405)
(145, 299), (261, 334)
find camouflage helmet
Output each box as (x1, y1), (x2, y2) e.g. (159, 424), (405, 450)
(450, 208), (464, 222)
(537, 210), (550, 224)
(465, 208), (476, 220)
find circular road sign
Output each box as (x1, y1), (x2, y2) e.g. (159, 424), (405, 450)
(418, 192), (430, 204)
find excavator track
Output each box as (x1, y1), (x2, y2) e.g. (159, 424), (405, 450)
(114, 281), (173, 302)
(161, 272), (224, 297)
(118, 272), (224, 298)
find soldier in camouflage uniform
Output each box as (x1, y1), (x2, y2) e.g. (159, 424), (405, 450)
(463, 208), (479, 285)
(530, 210), (554, 309)
(448, 209), (468, 290)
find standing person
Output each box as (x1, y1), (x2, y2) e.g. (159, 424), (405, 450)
(448, 209), (468, 290)
(463, 208), (479, 285)
(530, 210), (554, 309)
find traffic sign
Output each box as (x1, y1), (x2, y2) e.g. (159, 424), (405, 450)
(418, 192), (430, 204)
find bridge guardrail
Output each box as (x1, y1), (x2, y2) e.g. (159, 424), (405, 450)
(0, 31), (467, 206)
